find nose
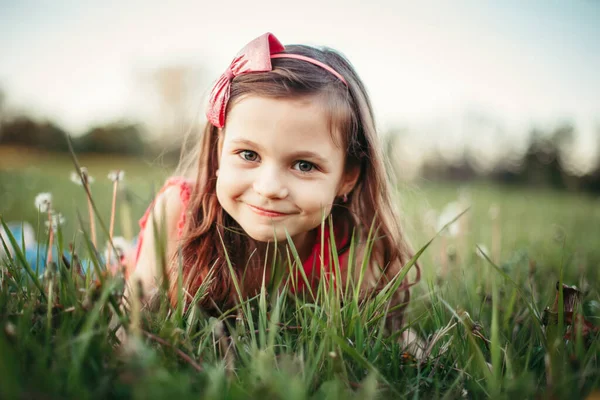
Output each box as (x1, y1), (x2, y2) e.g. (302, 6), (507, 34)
(252, 164), (289, 199)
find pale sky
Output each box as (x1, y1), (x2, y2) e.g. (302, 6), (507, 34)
(1, 0), (599, 170)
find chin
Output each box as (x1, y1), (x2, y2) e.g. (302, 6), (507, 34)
(243, 226), (292, 243)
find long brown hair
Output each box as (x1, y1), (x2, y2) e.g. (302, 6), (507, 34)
(170, 43), (420, 324)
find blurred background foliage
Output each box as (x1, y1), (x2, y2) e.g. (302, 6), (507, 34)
(0, 116), (146, 156)
(1, 84), (599, 193)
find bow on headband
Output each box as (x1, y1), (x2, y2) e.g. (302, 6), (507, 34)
(206, 32), (348, 128)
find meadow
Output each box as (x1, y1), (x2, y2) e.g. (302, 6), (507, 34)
(0, 146), (599, 399)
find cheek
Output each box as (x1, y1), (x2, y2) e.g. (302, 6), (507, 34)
(215, 168), (244, 205)
(293, 180), (337, 210)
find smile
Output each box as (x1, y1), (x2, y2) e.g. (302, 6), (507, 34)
(248, 204), (291, 218)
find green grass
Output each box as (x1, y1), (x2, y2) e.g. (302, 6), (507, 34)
(0, 146), (172, 242)
(1, 149), (599, 399)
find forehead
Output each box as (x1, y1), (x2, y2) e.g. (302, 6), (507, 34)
(224, 96), (343, 155)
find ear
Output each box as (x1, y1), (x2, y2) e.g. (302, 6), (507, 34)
(338, 164), (360, 197)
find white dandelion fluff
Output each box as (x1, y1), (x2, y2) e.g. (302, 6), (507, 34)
(70, 167), (95, 186)
(436, 201), (462, 237)
(45, 213), (66, 232)
(108, 170), (125, 182)
(103, 236), (133, 264)
(69, 172), (81, 185)
(475, 244), (490, 260)
(34, 193), (53, 213)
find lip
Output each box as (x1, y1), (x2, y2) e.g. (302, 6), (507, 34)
(248, 204), (291, 218)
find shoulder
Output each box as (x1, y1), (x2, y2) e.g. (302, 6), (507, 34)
(140, 177), (195, 231)
(158, 176), (195, 207)
(151, 186), (183, 227)
(128, 177), (195, 275)
(127, 177), (195, 299)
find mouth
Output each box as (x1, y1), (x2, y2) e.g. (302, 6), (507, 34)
(248, 204), (291, 218)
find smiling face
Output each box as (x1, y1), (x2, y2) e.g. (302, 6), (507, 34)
(215, 95), (358, 250)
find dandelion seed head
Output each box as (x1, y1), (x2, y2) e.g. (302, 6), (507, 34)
(70, 171), (82, 185)
(34, 192), (52, 212)
(70, 167), (95, 186)
(103, 236), (133, 264)
(45, 213), (66, 232)
(108, 170), (125, 182)
(475, 244), (490, 260)
(436, 202), (461, 237)
(4, 322), (16, 337)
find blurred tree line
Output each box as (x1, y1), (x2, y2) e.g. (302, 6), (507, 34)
(0, 63), (204, 163)
(0, 115), (148, 156)
(2, 83), (599, 193)
(0, 86), (151, 155)
(401, 122), (600, 193)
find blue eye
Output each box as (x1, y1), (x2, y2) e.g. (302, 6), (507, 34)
(294, 160), (315, 173)
(240, 150), (259, 162)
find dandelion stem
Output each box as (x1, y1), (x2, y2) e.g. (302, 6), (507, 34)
(107, 180), (119, 266)
(46, 212), (53, 264)
(85, 182), (97, 247)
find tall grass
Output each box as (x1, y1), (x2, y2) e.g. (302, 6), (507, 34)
(0, 151), (599, 398)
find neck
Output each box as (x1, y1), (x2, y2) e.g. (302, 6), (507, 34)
(256, 227), (318, 267)
(292, 228), (318, 262)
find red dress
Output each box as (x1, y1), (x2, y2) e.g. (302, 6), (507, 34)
(131, 177), (193, 276)
(292, 219), (350, 293)
(131, 178), (350, 290)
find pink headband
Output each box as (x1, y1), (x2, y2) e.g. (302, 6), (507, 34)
(206, 32), (348, 128)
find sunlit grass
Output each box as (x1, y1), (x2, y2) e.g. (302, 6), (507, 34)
(1, 150), (599, 398)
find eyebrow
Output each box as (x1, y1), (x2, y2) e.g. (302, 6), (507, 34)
(229, 138), (329, 165)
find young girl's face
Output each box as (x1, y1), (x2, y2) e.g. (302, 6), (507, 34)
(216, 95), (357, 246)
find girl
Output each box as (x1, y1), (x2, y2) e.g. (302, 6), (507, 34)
(127, 32), (420, 332)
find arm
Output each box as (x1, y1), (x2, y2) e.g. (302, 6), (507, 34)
(126, 186), (185, 307)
